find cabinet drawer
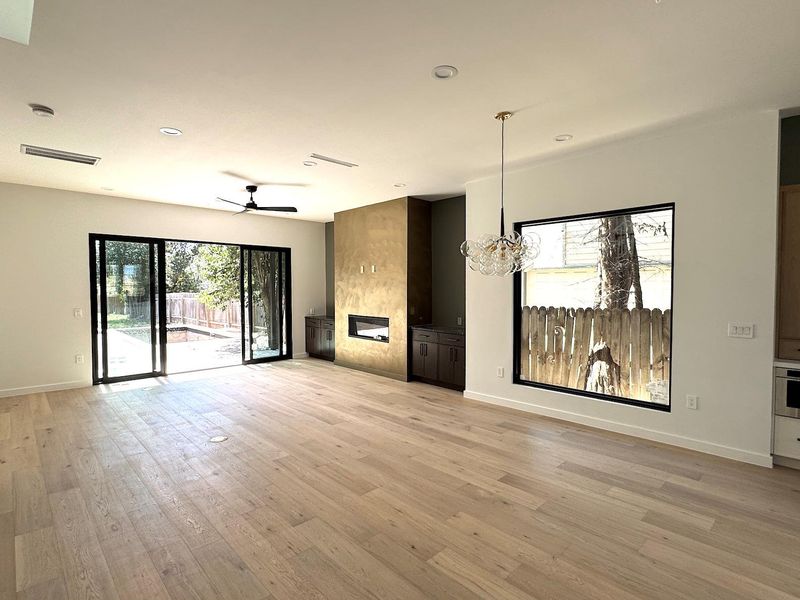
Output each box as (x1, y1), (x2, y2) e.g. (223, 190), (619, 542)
(438, 334), (464, 347)
(778, 339), (800, 361)
(774, 415), (800, 460)
(305, 316), (321, 327)
(321, 319), (335, 329)
(412, 329), (438, 343)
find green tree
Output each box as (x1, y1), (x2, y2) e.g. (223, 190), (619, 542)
(198, 244), (240, 308)
(166, 242), (200, 293)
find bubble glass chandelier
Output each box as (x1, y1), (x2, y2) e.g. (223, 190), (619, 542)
(461, 111), (540, 276)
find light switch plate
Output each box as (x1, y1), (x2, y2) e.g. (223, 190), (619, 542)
(727, 322), (755, 338)
(686, 394), (699, 410)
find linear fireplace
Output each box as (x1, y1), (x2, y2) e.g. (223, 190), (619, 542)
(348, 314), (389, 342)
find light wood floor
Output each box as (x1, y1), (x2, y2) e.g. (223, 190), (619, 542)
(2, 359), (800, 600)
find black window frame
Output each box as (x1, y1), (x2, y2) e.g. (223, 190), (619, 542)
(512, 202), (675, 412)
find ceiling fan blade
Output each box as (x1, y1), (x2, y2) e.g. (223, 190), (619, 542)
(254, 206), (298, 212)
(221, 171), (308, 188)
(221, 170), (258, 183)
(216, 196), (246, 208)
(231, 208), (249, 216)
(258, 182), (309, 188)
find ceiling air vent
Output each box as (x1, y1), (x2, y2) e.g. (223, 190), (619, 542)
(20, 144), (101, 166)
(309, 153), (358, 168)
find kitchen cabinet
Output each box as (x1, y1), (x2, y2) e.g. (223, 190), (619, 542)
(410, 326), (464, 390)
(306, 316), (335, 361)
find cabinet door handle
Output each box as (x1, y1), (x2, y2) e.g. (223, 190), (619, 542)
(453, 348), (458, 362)
(424, 343), (427, 357)
(449, 347), (453, 362)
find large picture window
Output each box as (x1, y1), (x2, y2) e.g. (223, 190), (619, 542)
(513, 204), (674, 410)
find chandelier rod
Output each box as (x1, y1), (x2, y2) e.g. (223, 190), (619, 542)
(495, 111), (512, 237)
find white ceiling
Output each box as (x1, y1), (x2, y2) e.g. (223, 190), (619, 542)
(2, 0), (800, 222)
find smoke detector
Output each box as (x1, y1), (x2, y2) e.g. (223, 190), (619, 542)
(29, 104), (55, 118)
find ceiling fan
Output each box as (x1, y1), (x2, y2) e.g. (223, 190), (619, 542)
(216, 185), (297, 214)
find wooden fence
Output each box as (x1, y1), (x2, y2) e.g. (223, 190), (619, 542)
(519, 306), (671, 402)
(166, 293), (241, 330)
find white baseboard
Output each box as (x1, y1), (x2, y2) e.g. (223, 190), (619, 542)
(292, 352), (309, 359)
(464, 389), (773, 468)
(0, 380), (87, 399)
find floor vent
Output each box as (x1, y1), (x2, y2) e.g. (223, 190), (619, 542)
(20, 144), (101, 165)
(309, 153), (358, 168)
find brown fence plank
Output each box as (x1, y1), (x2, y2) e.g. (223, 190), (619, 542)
(639, 309), (652, 401)
(569, 309), (584, 388)
(544, 307), (556, 384)
(651, 308), (664, 382)
(630, 308), (641, 399)
(520, 306), (531, 380)
(578, 308), (594, 388)
(609, 308), (621, 371)
(619, 309), (631, 397)
(591, 308), (601, 350)
(554, 307), (566, 386)
(536, 307), (546, 381)
(562, 309), (575, 386)
(529, 307), (540, 381)
(663, 309), (672, 383)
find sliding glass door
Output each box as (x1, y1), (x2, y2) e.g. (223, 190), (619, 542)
(91, 236), (164, 383)
(91, 235), (291, 384)
(243, 248), (292, 362)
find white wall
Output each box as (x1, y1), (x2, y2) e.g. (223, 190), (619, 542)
(465, 111), (780, 466)
(0, 183), (326, 396)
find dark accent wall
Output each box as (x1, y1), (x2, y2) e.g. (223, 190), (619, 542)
(431, 195), (466, 327)
(325, 221), (334, 315)
(781, 116), (800, 186)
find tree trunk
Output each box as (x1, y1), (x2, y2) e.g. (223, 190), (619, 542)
(596, 215), (642, 309)
(584, 342), (621, 396)
(251, 253), (281, 351)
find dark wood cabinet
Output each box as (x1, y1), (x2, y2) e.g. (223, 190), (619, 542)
(410, 327), (464, 390)
(305, 316), (335, 361)
(411, 340), (438, 380)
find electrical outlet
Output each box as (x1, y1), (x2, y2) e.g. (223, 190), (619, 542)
(727, 322), (754, 338)
(73, 308), (83, 319)
(75, 354), (85, 365)
(497, 367), (505, 378)
(686, 394), (699, 410)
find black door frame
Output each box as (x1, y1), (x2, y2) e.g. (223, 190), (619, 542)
(240, 245), (294, 364)
(90, 234), (167, 385)
(90, 234), (292, 384)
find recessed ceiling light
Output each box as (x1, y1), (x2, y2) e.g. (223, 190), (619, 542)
(303, 160), (317, 167)
(554, 134), (573, 142)
(393, 183), (406, 188)
(159, 127), (182, 136)
(29, 103), (55, 118)
(431, 65), (458, 80)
